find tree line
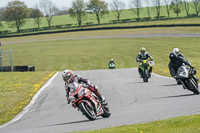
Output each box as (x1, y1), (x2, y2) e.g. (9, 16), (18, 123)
(0, 0), (200, 32)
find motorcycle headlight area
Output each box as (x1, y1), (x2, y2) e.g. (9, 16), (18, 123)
(78, 88), (85, 97)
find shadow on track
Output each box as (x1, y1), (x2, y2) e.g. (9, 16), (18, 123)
(161, 84), (179, 87)
(126, 81), (146, 84)
(153, 94), (195, 100)
(41, 118), (103, 127)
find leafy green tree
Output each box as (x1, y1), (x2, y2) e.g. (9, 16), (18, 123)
(68, 0), (87, 27)
(3, 1), (29, 32)
(87, 0), (109, 25)
(170, 0), (183, 18)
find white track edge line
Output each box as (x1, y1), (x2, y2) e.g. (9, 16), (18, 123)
(0, 72), (59, 129)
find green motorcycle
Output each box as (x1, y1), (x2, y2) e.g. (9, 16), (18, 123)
(139, 60), (151, 82)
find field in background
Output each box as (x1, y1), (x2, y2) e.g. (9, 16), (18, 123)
(0, 29), (200, 78)
(1, 5), (200, 33)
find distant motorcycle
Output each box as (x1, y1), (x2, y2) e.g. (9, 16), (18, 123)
(175, 64), (199, 94)
(68, 83), (111, 120)
(139, 60), (153, 82)
(109, 63), (115, 69)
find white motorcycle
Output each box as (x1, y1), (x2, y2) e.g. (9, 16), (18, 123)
(175, 64), (199, 94)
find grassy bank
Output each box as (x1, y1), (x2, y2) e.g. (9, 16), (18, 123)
(76, 114), (200, 133)
(0, 71), (55, 125)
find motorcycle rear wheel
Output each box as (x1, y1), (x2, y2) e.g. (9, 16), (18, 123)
(79, 102), (96, 121)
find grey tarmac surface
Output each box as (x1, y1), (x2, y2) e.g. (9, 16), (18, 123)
(2, 33), (200, 45)
(0, 68), (200, 133)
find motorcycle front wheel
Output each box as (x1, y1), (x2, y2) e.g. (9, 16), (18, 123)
(188, 79), (199, 95)
(101, 104), (111, 118)
(79, 102), (96, 121)
(143, 70), (148, 82)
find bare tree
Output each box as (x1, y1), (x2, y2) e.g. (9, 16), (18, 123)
(40, 0), (58, 28)
(153, 0), (161, 19)
(183, 0), (190, 16)
(31, 5), (44, 28)
(170, 0), (183, 18)
(0, 8), (5, 21)
(87, 0), (109, 25)
(145, 0), (152, 18)
(110, 0), (125, 22)
(130, 0), (142, 19)
(192, 0), (200, 16)
(68, 0), (86, 26)
(163, 0), (171, 18)
(3, 1), (29, 32)
(0, 21), (3, 27)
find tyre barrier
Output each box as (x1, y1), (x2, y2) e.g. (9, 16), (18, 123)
(0, 66), (35, 72)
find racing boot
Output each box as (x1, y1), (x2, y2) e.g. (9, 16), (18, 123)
(149, 67), (152, 78)
(138, 68), (142, 78)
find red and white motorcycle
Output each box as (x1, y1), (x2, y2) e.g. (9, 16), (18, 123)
(68, 82), (111, 120)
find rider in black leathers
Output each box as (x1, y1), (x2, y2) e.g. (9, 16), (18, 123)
(168, 48), (199, 86)
(168, 48), (194, 78)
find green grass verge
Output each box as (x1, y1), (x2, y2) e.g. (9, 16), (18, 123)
(75, 114), (200, 133)
(0, 71), (55, 125)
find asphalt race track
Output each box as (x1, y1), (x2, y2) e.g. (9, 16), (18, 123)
(0, 68), (200, 133)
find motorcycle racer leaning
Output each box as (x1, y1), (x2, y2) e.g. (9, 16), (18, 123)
(168, 48), (199, 83)
(62, 69), (105, 107)
(136, 47), (154, 77)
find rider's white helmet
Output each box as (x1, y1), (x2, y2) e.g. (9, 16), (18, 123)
(111, 58), (114, 61)
(173, 48), (180, 55)
(62, 69), (74, 83)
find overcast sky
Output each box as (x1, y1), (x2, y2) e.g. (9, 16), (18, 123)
(0, 0), (132, 9)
